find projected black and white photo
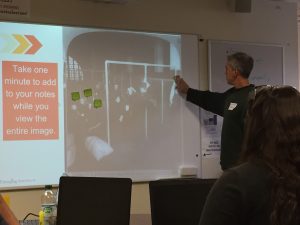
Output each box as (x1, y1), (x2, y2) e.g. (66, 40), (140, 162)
(64, 30), (185, 177)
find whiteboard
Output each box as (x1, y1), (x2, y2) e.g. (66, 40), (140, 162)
(200, 40), (284, 178)
(208, 40), (284, 91)
(64, 28), (201, 181)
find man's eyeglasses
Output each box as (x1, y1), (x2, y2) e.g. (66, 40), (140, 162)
(247, 85), (272, 117)
(248, 85), (271, 102)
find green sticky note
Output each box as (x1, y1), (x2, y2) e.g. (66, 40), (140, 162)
(84, 88), (93, 97)
(71, 92), (80, 101)
(94, 99), (102, 109)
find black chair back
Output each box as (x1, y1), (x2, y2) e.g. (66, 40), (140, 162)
(149, 178), (216, 225)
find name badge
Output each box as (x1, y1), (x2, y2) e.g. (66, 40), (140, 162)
(228, 103), (237, 110)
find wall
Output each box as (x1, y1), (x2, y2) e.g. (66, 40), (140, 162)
(1, 0), (298, 220)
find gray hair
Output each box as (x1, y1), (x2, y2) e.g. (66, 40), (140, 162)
(227, 52), (254, 78)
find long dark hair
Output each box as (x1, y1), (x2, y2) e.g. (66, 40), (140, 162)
(240, 85), (300, 225)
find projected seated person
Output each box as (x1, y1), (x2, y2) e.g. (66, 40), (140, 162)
(198, 85), (300, 225)
(174, 52), (254, 170)
(0, 195), (19, 225)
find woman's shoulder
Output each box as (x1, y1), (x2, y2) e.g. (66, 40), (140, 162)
(228, 162), (270, 176)
(223, 162), (272, 188)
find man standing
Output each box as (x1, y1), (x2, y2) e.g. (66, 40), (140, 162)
(175, 52), (254, 170)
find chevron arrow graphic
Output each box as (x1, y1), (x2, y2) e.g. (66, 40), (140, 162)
(10, 34), (42, 54)
(13, 34), (30, 54)
(25, 35), (42, 54)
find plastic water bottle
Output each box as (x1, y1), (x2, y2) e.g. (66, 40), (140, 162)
(41, 185), (57, 225)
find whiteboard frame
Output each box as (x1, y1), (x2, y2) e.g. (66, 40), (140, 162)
(64, 32), (201, 183)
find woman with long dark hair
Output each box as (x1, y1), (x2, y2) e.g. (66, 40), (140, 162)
(199, 85), (300, 225)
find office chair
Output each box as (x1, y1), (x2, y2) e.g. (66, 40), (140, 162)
(149, 178), (216, 225)
(56, 176), (132, 225)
